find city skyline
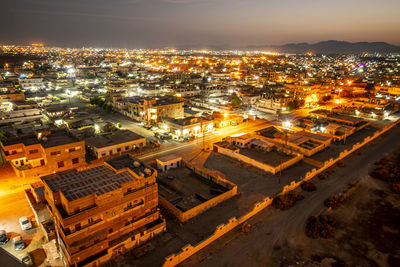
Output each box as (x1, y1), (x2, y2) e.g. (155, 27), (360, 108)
(1, 0), (400, 48)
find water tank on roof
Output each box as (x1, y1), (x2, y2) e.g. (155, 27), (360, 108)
(133, 161), (141, 167)
(139, 172), (145, 177)
(144, 168), (151, 175)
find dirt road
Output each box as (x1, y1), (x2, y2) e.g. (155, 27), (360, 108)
(182, 125), (400, 267)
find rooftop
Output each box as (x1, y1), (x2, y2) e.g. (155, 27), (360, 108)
(3, 130), (78, 148)
(157, 154), (181, 163)
(86, 130), (145, 148)
(42, 165), (136, 201)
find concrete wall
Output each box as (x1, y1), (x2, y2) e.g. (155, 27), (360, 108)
(162, 119), (400, 267)
(160, 162), (238, 223)
(214, 144), (303, 175)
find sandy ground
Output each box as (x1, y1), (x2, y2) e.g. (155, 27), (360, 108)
(180, 124), (400, 267)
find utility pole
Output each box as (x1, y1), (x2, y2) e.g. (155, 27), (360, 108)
(201, 119), (205, 151)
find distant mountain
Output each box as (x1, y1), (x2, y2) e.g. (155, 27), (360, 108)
(247, 40), (400, 54)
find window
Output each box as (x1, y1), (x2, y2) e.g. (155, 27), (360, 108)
(72, 158), (79, 164)
(51, 151), (61, 156)
(68, 148), (76, 152)
(29, 149), (39, 154)
(40, 159), (45, 166)
(125, 146), (130, 151)
(117, 148), (121, 152)
(88, 218), (93, 224)
(75, 223), (81, 231)
(57, 161), (64, 168)
(108, 228), (113, 234)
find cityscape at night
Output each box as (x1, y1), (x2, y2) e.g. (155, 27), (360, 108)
(0, 1), (400, 267)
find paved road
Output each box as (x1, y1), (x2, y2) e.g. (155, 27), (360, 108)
(137, 119), (270, 163)
(182, 124), (400, 267)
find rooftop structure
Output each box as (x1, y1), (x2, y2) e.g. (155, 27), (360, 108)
(41, 156), (165, 266)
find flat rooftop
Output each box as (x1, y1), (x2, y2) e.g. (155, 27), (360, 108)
(257, 126), (283, 139)
(157, 166), (229, 211)
(3, 130), (78, 148)
(157, 154), (181, 163)
(86, 130), (145, 148)
(42, 165), (136, 201)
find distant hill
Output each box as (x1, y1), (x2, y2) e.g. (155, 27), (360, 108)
(247, 40), (400, 54)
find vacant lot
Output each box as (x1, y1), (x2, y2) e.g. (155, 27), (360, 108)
(181, 125), (400, 267)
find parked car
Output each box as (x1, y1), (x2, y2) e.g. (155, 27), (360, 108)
(19, 217), (32, 231)
(0, 230), (9, 245)
(12, 236), (25, 251)
(20, 252), (33, 266)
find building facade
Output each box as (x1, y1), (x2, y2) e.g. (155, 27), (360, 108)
(1, 130), (86, 178)
(41, 157), (166, 266)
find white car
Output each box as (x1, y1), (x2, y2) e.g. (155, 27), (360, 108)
(19, 217), (32, 231)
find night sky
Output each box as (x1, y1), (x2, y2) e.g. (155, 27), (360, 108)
(1, 0), (400, 48)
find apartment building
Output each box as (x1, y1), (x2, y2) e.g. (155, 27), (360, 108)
(255, 96), (293, 113)
(1, 130), (86, 178)
(42, 155), (166, 266)
(124, 97), (184, 124)
(18, 77), (44, 90)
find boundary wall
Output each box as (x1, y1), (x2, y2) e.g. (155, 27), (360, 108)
(162, 119), (400, 266)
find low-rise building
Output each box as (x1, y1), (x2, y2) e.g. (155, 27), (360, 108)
(1, 130), (86, 178)
(212, 112), (243, 128)
(163, 116), (214, 137)
(156, 154), (182, 172)
(86, 130), (146, 159)
(256, 126), (332, 157)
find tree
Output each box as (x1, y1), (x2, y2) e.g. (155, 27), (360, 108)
(0, 130), (14, 144)
(116, 122), (122, 128)
(231, 95), (242, 107)
(115, 71), (126, 78)
(286, 99), (304, 110)
(365, 84), (375, 95)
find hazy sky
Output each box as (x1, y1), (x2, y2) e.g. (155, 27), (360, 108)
(1, 0), (400, 48)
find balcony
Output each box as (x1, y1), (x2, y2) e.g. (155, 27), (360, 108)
(69, 239), (109, 265)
